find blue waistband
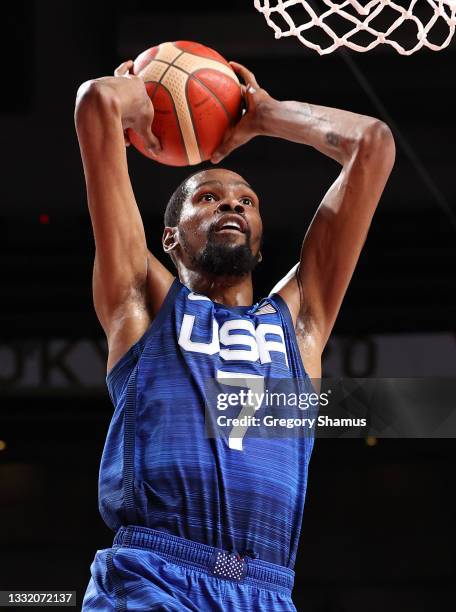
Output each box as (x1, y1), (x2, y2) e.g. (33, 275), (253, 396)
(113, 525), (295, 594)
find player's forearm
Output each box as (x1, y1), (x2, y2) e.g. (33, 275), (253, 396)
(75, 82), (127, 178)
(76, 78), (138, 130)
(75, 85), (141, 230)
(259, 98), (384, 165)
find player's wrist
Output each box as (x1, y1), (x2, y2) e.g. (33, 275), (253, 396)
(76, 79), (122, 120)
(254, 96), (283, 137)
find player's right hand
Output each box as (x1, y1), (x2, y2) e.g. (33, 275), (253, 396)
(112, 59), (161, 153)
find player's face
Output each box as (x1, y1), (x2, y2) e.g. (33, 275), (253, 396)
(178, 168), (263, 276)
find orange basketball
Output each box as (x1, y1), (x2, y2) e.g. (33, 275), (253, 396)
(129, 41), (243, 167)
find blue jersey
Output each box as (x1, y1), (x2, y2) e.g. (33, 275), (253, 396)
(99, 278), (315, 569)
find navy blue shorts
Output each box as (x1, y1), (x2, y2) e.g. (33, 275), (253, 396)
(82, 525), (297, 611)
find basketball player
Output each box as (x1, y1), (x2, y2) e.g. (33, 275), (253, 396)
(75, 59), (395, 611)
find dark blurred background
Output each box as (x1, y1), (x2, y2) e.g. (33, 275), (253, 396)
(1, 1), (455, 610)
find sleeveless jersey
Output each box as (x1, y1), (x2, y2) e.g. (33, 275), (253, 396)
(99, 278), (315, 569)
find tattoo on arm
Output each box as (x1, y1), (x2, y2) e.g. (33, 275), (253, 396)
(326, 132), (340, 147)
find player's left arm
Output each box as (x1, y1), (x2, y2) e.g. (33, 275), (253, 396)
(212, 62), (396, 352)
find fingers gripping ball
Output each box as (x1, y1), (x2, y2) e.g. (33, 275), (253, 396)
(129, 41), (242, 166)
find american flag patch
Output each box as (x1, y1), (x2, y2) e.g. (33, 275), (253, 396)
(210, 550), (246, 581)
(255, 303), (277, 316)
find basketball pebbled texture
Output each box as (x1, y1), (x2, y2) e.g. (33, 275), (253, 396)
(129, 41), (242, 166)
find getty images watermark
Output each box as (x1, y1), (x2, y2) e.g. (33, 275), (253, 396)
(204, 377), (456, 446)
(214, 385), (347, 431)
(204, 377), (366, 448)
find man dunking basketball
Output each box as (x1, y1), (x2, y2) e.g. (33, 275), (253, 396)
(75, 58), (395, 611)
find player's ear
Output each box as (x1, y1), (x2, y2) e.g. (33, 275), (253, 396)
(162, 227), (179, 253)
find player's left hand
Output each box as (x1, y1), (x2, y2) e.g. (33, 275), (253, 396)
(211, 61), (273, 164)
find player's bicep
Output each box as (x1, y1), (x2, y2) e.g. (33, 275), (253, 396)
(87, 176), (151, 335)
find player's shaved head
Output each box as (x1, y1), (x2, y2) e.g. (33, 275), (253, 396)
(164, 170), (201, 228)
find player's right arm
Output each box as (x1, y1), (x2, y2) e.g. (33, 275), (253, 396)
(74, 60), (175, 374)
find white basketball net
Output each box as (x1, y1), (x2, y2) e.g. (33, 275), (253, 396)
(254, 0), (456, 54)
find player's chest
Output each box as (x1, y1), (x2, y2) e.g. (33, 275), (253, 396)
(176, 293), (289, 369)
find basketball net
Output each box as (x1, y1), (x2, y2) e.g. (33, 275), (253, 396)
(254, 0), (456, 54)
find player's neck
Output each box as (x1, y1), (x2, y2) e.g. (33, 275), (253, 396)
(179, 270), (254, 307)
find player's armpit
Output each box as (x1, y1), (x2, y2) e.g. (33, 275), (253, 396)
(275, 121), (395, 352)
